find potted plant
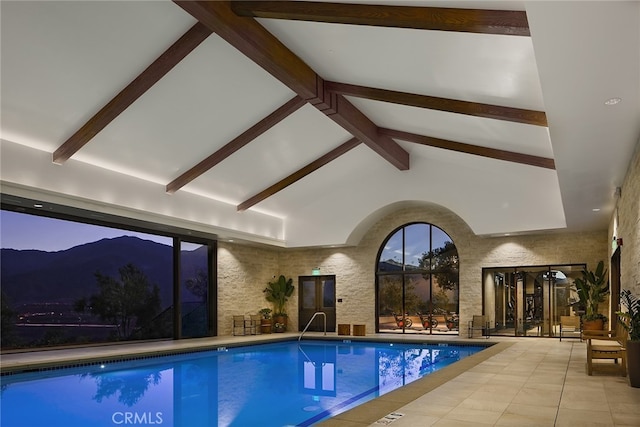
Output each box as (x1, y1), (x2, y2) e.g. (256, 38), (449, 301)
(259, 308), (272, 334)
(574, 260), (609, 330)
(264, 275), (294, 332)
(618, 289), (640, 387)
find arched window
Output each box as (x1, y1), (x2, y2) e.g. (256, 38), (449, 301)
(376, 223), (459, 334)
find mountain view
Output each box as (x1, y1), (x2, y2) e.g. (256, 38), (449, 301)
(1, 236), (209, 348)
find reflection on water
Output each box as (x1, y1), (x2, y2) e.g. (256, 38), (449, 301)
(81, 368), (162, 406)
(1, 341), (483, 427)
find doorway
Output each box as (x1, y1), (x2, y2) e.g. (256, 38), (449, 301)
(298, 275), (336, 332)
(483, 264), (585, 337)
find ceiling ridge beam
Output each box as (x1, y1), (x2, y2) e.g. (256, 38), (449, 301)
(52, 22), (213, 164)
(237, 137), (361, 211)
(380, 128), (555, 170)
(166, 95), (306, 194)
(231, 1), (530, 36)
(326, 81), (548, 127)
(174, 0), (409, 171)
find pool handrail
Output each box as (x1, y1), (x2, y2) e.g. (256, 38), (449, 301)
(299, 312), (327, 341)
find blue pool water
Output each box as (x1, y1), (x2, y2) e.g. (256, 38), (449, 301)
(0, 340), (485, 427)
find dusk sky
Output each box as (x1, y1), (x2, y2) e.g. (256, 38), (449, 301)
(1, 210), (173, 252)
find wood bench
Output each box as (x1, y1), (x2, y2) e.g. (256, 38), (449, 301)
(583, 317), (629, 376)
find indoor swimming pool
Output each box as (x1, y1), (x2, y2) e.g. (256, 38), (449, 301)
(0, 340), (486, 426)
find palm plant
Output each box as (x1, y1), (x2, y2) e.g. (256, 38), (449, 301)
(618, 289), (640, 341)
(574, 260), (608, 322)
(263, 275), (294, 317)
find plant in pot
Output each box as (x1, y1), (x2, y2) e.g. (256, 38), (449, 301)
(259, 308), (272, 334)
(264, 275), (294, 333)
(618, 289), (640, 387)
(574, 260), (609, 330)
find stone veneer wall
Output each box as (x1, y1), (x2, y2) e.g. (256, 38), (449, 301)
(216, 242), (280, 335)
(219, 204), (607, 337)
(610, 137), (640, 297)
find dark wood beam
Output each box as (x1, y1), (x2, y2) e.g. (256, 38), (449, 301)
(231, 1), (530, 36)
(166, 96), (306, 194)
(326, 81), (548, 127)
(52, 23), (213, 164)
(174, 1), (409, 170)
(237, 137), (361, 211)
(380, 128), (555, 169)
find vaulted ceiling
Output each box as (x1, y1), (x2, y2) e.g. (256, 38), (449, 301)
(1, 1), (639, 247)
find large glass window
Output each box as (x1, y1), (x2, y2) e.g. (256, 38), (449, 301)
(376, 223), (459, 335)
(180, 241), (210, 338)
(0, 207), (215, 350)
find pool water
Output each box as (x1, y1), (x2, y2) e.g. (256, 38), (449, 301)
(0, 340), (485, 427)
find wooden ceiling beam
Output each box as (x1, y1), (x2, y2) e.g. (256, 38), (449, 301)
(238, 137), (361, 211)
(52, 23), (213, 164)
(166, 96), (306, 194)
(326, 81), (548, 127)
(174, 1), (409, 171)
(380, 128), (555, 169)
(231, 1), (530, 36)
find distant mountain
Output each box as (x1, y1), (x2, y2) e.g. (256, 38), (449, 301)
(1, 236), (208, 307)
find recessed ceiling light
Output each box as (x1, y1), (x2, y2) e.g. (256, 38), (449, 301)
(604, 97), (621, 106)
(592, 208), (601, 212)
(33, 203), (43, 208)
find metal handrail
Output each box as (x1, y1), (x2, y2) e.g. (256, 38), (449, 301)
(299, 312), (327, 341)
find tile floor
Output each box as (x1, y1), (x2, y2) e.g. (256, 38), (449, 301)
(2, 333), (639, 426)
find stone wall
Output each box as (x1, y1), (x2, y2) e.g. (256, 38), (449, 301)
(216, 242), (280, 335)
(219, 204), (607, 337)
(610, 137), (640, 297)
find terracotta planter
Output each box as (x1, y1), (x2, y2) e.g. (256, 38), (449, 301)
(627, 340), (640, 388)
(274, 315), (288, 332)
(260, 319), (272, 334)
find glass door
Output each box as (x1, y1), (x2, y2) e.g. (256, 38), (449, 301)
(483, 264), (585, 338)
(298, 275), (336, 332)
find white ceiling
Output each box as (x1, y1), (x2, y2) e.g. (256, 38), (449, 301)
(1, 1), (639, 247)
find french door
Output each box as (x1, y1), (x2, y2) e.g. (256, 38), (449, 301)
(298, 275), (336, 332)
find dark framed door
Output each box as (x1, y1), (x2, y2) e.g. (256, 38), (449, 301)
(298, 275), (336, 332)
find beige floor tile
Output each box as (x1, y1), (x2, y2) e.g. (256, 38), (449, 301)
(448, 371), (495, 384)
(491, 373), (530, 385)
(612, 411), (640, 426)
(432, 419), (483, 427)
(400, 400), (455, 418)
(495, 414), (556, 426)
(500, 402), (558, 422)
(442, 406), (503, 425)
(467, 383), (522, 400)
(511, 386), (562, 407)
(457, 397), (510, 412)
(608, 401), (640, 415)
(559, 387), (609, 407)
(604, 386), (640, 403)
(525, 374), (566, 386)
(554, 407), (614, 427)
